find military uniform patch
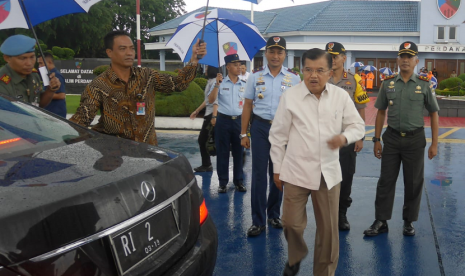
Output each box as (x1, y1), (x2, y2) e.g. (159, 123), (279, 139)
(418, 76), (429, 82)
(1, 74), (11, 84)
(286, 68), (298, 76)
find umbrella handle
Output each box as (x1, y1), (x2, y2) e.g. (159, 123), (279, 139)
(197, 39), (204, 60)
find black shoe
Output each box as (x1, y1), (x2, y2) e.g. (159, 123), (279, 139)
(363, 220), (388, 236)
(194, 165), (213, 172)
(218, 186), (227, 193)
(283, 261), (300, 276)
(268, 218), (283, 229)
(247, 225), (265, 236)
(403, 221), (415, 236)
(235, 183), (247, 192)
(339, 214), (350, 231)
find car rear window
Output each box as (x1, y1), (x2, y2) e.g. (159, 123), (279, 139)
(0, 96), (91, 157)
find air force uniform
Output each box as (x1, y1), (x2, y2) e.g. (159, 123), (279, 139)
(0, 35), (43, 105)
(245, 36), (301, 230)
(208, 54), (247, 191)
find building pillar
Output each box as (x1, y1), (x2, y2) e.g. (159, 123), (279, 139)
(160, 50), (166, 71)
(263, 51), (268, 67)
(288, 50), (295, 69)
(246, 61), (251, 72)
(345, 51), (352, 71)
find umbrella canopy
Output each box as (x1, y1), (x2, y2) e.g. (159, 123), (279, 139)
(430, 76), (438, 89)
(379, 67), (393, 75)
(350, 62), (364, 68)
(0, 0), (103, 30)
(166, 8), (266, 67)
(362, 65), (377, 72)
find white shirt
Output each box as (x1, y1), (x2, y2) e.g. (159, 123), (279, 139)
(239, 71), (250, 82)
(269, 82), (365, 190)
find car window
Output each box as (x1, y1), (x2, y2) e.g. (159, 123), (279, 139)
(0, 95), (91, 157)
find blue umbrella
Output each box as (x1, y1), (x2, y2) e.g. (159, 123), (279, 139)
(362, 65), (377, 72)
(350, 62), (364, 68)
(166, 8), (266, 67)
(379, 67), (393, 75)
(430, 76), (438, 89)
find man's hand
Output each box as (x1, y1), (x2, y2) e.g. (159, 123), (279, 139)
(189, 110), (198, 120)
(216, 73), (223, 85)
(190, 39), (207, 63)
(211, 118), (216, 126)
(48, 72), (61, 92)
(327, 134), (347, 150)
(428, 144), (438, 160)
(274, 173), (283, 192)
(374, 142), (382, 159)
(241, 136), (250, 149)
(354, 140), (364, 152)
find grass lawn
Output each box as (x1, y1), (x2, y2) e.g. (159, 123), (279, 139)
(66, 95), (81, 114)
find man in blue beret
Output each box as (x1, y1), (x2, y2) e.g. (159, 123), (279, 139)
(0, 35), (60, 107)
(208, 53), (247, 193)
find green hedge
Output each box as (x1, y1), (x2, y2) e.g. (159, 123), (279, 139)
(458, 74), (465, 82)
(194, 78), (208, 90)
(158, 70), (178, 77)
(155, 81), (204, 116)
(438, 77), (463, 91)
(435, 89), (465, 96)
(93, 65), (109, 76)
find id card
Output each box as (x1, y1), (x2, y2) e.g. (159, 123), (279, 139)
(137, 102), (146, 115)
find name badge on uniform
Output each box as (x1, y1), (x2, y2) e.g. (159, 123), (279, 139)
(256, 81), (265, 86)
(239, 87), (245, 92)
(137, 102), (146, 116)
(223, 88), (229, 91)
(386, 88), (395, 93)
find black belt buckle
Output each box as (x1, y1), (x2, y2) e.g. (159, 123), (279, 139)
(231, 116), (237, 120)
(400, 132), (406, 137)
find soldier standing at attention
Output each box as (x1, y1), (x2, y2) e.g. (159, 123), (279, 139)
(364, 41), (439, 237)
(326, 42), (369, 231)
(208, 54), (247, 194)
(0, 35), (60, 107)
(241, 36), (301, 237)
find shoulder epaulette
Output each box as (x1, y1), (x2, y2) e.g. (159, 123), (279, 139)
(241, 79), (246, 83)
(383, 75), (396, 81)
(252, 67), (264, 74)
(286, 68), (298, 76)
(418, 75), (430, 82)
(32, 68), (38, 73)
(0, 74), (11, 84)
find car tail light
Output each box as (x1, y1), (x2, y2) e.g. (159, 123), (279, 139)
(199, 199), (208, 225)
(0, 137), (21, 146)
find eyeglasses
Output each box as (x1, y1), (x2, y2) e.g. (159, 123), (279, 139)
(302, 68), (331, 75)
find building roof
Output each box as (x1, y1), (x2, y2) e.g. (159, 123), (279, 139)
(148, 0), (419, 34)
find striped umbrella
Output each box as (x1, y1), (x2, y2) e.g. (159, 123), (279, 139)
(379, 67), (393, 75)
(350, 62), (364, 68)
(362, 65), (377, 72)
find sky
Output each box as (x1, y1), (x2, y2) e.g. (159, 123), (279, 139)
(183, 0), (327, 13)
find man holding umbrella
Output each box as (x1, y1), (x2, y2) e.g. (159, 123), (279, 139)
(0, 35), (61, 107)
(241, 36), (301, 237)
(70, 30), (206, 146)
(208, 54), (247, 193)
(326, 41), (369, 231)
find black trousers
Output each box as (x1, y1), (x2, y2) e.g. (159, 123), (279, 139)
(198, 114), (212, 167)
(339, 143), (356, 215)
(375, 127), (426, 222)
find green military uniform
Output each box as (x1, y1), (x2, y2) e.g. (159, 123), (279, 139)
(0, 64), (43, 105)
(373, 69), (439, 223)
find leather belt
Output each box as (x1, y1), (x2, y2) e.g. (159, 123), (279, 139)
(387, 126), (424, 137)
(218, 113), (241, 120)
(253, 114), (273, 124)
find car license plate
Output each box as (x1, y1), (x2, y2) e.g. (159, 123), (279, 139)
(110, 205), (180, 275)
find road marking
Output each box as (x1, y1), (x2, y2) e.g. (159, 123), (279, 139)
(438, 127), (461, 139)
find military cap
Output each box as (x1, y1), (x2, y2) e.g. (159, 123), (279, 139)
(266, 36), (286, 50)
(326, 42), (346, 55)
(398, 41), (418, 56)
(224, 54), (240, 64)
(0, 35), (36, 56)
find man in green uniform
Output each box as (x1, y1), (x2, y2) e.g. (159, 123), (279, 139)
(364, 41), (439, 237)
(0, 35), (60, 107)
(326, 42), (369, 231)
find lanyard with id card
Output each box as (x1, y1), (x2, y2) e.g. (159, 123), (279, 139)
(136, 93), (145, 116)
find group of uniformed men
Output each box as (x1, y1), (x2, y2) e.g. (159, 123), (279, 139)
(0, 31), (439, 276)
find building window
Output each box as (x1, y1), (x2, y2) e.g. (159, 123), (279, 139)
(435, 26), (458, 42)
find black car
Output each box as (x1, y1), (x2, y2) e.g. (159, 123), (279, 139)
(0, 94), (217, 276)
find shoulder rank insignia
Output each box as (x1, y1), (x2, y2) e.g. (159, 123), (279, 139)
(1, 74), (11, 84)
(253, 67), (264, 74)
(286, 68), (298, 76)
(418, 75), (429, 82)
(343, 72), (348, 79)
(32, 68), (38, 73)
(383, 75), (396, 81)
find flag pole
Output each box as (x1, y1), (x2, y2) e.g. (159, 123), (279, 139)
(137, 0), (141, 67)
(250, 2), (254, 71)
(197, 0), (210, 60)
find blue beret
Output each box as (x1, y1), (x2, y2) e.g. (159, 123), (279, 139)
(0, 35), (36, 56)
(224, 54), (240, 64)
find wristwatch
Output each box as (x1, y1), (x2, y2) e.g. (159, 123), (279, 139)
(372, 137), (381, 143)
(239, 134), (247, 139)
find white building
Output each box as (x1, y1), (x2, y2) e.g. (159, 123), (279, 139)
(146, 0), (465, 89)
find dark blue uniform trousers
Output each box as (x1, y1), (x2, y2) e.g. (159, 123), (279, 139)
(250, 119), (282, 226)
(215, 116), (244, 187)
